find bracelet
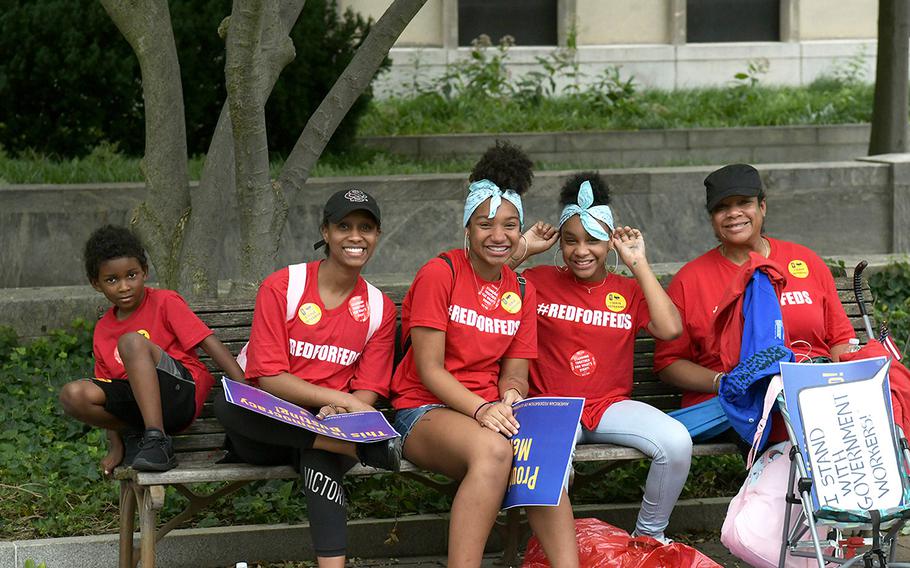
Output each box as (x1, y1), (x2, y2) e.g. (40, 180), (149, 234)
(473, 401), (494, 420)
(712, 372), (724, 393)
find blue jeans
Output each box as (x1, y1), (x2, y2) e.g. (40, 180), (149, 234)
(392, 404), (445, 444)
(575, 399), (692, 538)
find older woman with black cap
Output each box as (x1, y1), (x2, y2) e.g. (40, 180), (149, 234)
(654, 164), (855, 430)
(215, 188), (400, 568)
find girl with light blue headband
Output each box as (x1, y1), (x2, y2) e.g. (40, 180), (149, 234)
(513, 172), (690, 546)
(389, 142), (575, 567)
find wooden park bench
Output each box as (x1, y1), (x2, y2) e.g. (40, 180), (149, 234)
(113, 275), (874, 567)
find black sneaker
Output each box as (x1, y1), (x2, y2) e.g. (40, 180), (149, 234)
(355, 437), (402, 472)
(121, 429), (143, 467)
(131, 429), (177, 472)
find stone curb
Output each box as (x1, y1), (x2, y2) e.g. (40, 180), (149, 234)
(0, 498), (730, 568)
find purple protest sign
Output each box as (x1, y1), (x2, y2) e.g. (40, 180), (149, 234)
(221, 377), (398, 442)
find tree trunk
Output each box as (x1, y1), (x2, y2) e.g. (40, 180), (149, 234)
(182, 1), (305, 299)
(869, 0), (910, 155)
(277, 0), (428, 196)
(224, 0), (289, 296)
(100, 0), (190, 289)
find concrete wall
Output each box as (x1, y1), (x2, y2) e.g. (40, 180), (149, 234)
(576, 0), (671, 45)
(2, 160), (901, 292)
(798, 0), (877, 40)
(361, 124), (871, 168)
(375, 40), (878, 96)
(339, 0), (444, 46)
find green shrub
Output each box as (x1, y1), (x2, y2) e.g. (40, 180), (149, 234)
(0, 0), (382, 158)
(869, 260), (910, 354)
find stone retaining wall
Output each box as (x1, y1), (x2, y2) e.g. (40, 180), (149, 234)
(360, 124), (871, 167)
(2, 158), (904, 292)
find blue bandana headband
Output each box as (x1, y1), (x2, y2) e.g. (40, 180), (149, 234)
(558, 180), (614, 241)
(463, 179), (524, 228)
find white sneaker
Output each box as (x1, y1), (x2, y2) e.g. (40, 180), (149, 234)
(631, 529), (673, 545)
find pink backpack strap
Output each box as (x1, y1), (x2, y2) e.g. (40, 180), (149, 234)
(746, 374), (785, 469)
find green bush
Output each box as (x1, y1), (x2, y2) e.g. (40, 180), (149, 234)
(869, 260), (910, 354)
(0, 0), (381, 158)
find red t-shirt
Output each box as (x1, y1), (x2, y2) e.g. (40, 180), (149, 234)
(523, 266), (651, 430)
(93, 287), (214, 419)
(391, 249), (538, 409)
(244, 261), (396, 397)
(654, 237), (856, 408)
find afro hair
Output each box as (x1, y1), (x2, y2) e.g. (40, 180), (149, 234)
(559, 172), (611, 207)
(469, 140), (534, 195)
(84, 224), (148, 282)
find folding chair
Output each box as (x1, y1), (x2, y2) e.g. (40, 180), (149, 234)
(775, 356), (910, 567)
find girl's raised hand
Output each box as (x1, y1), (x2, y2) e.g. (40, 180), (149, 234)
(612, 226), (648, 268)
(522, 221), (558, 257)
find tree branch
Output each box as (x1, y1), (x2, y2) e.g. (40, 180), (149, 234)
(100, 0), (190, 289)
(277, 0), (428, 196)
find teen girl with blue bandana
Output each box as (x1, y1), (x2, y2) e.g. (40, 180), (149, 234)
(390, 142), (577, 566)
(513, 172), (691, 545)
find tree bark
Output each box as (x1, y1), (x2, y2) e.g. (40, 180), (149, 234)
(224, 0), (294, 296)
(100, 0), (190, 289)
(277, 0), (428, 196)
(869, 0), (910, 155)
(180, 1), (306, 298)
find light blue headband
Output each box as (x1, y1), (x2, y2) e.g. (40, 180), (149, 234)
(558, 180), (614, 241)
(463, 179), (524, 228)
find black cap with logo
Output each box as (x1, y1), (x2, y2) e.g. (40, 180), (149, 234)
(313, 189), (381, 249)
(704, 164), (763, 212)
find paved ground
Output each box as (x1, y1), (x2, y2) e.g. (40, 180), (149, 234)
(242, 532), (910, 567)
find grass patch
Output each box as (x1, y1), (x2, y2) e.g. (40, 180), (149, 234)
(358, 82), (873, 136)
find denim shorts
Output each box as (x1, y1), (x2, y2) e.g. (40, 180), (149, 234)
(392, 404), (445, 443)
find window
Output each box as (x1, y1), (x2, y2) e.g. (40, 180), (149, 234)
(458, 0), (558, 46)
(687, 0), (780, 42)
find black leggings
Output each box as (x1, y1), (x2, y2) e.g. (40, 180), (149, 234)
(214, 391), (355, 557)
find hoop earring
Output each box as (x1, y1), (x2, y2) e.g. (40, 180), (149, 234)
(553, 246), (568, 272)
(606, 249), (619, 273)
(464, 232), (469, 258)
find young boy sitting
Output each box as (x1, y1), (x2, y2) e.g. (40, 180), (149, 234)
(60, 225), (245, 474)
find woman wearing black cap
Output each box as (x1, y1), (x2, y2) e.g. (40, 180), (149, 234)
(654, 164), (855, 433)
(214, 189), (400, 568)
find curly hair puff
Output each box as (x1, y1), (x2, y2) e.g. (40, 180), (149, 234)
(84, 225), (148, 281)
(559, 172), (611, 207)
(469, 140), (534, 195)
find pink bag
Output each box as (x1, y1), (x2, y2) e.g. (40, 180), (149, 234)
(721, 441), (821, 567)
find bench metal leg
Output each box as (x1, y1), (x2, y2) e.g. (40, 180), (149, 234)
(500, 507), (523, 567)
(118, 481), (136, 568)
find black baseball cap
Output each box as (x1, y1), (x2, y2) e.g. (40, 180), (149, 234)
(704, 164), (764, 212)
(313, 189), (381, 249)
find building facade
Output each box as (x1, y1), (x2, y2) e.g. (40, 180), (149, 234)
(340, 0), (879, 96)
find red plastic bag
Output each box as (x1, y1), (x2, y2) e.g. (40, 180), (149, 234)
(522, 518), (721, 568)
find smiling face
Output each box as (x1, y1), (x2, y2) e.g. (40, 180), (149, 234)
(466, 198), (521, 275)
(91, 256), (148, 318)
(560, 215), (612, 281)
(321, 210), (380, 271)
(710, 195), (766, 246)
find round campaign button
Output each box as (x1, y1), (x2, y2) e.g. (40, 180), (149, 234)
(500, 291), (522, 314)
(136, 329), (150, 339)
(605, 292), (627, 312)
(348, 295), (370, 323)
(788, 260), (809, 279)
(298, 302), (323, 325)
(570, 349), (597, 377)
